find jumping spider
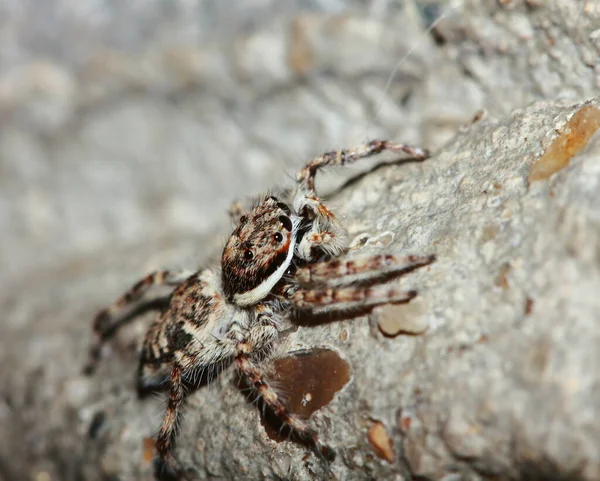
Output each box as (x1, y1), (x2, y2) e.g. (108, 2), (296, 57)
(85, 139), (434, 470)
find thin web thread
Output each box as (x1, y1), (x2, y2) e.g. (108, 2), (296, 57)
(364, 1), (458, 141)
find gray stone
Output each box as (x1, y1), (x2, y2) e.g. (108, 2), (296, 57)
(1, 1), (600, 480)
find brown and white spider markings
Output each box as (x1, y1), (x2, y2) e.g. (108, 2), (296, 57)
(84, 139), (435, 470)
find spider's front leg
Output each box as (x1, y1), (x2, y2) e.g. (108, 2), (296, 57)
(293, 139), (429, 262)
(290, 253), (435, 312)
(297, 139), (429, 193)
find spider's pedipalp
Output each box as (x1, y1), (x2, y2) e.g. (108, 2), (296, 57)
(296, 254), (435, 287)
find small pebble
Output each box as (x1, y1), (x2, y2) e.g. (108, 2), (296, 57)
(375, 298), (428, 337)
(368, 421), (395, 463)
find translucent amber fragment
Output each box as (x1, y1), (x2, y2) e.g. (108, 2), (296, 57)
(529, 105), (600, 182)
(368, 421), (395, 463)
(261, 348), (350, 441)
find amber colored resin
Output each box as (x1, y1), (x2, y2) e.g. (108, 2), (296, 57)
(261, 348), (350, 441)
(529, 105), (600, 182)
(367, 421), (395, 463)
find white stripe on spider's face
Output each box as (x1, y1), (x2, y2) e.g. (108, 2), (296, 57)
(233, 218), (298, 307)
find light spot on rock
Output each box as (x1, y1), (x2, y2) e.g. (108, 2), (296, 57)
(142, 437), (155, 463)
(375, 297), (428, 337)
(339, 328), (349, 342)
(349, 231), (395, 250)
(495, 262), (511, 290)
(366, 231), (395, 248)
(349, 233), (371, 250)
(34, 472), (51, 481)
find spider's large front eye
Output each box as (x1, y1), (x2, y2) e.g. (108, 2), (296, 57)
(279, 215), (293, 232)
(244, 249), (254, 260)
(274, 232), (283, 243)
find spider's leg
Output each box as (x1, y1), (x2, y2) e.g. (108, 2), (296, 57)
(136, 314), (174, 394)
(294, 140), (427, 262)
(228, 199), (249, 224)
(296, 254), (435, 287)
(297, 139), (429, 193)
(292, 283), (417, 313)
(84, 269), (193, 374)
(156, 363), (186, 470)
(137, 308), (241, 394)
(236, 342), (336, 462)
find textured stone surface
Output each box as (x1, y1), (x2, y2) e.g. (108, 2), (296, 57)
(1, 1), (600, 480)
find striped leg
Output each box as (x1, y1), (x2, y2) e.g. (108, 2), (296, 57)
(236, 345), (335, 462)
(84, 270), (193, 374)
(156, 364), (185, 468)
(228, 199), (249, 223)
(292, 284), (417, 313)
(297, 139), (429, 192)
(296, 254), (435, 287)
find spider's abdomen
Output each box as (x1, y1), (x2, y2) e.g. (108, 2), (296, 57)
(140, 270), (232, 366)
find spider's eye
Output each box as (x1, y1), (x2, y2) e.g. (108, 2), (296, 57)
(239, 215), (247, 224)
(244, 249), (254, 260)
(278, 215), (293, 232)
(274, 232), (283, 243)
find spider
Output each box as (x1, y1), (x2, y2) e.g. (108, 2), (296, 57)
(84, 139), (434, 472)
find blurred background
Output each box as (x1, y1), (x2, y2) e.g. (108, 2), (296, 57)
(0, 0), (477, 291)
(5, 0), (595, 291)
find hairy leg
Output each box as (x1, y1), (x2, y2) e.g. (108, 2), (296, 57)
(292, 283), (417, 312)
(295, 254), (435, 287)
(236, 342), (335, 461)
(84, 270), (193, 374)
(228, 199), (249, 224)
(297, 139), (429, 193)
(155, 363), (186, 469)
(293, 140), (428, 262)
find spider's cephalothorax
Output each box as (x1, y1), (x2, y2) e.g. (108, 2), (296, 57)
(221, 196), (296, 306)
(85, 139), (434, 471)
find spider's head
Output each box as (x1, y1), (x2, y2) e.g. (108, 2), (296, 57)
(221, 196), (296, 306)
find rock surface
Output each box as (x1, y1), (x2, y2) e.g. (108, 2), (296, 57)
(1, 1), (600, 480)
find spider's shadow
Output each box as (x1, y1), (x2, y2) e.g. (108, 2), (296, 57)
(291, 305), (376, 327)
(326, 156), (426, 199)
(98, 297), (171, 343)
